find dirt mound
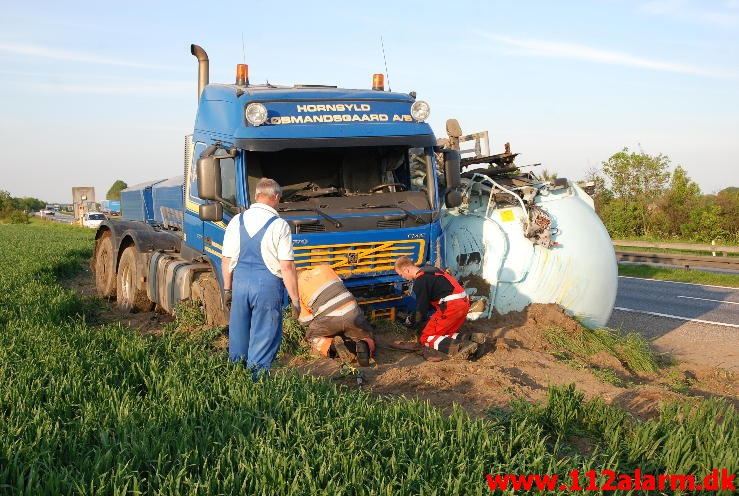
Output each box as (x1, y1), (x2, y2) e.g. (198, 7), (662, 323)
(464, 303), (582, 352)
(293, 304), (631, 415)
(291, 303), (737, 417)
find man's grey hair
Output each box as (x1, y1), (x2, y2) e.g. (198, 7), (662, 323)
(255, 178), (281, 198)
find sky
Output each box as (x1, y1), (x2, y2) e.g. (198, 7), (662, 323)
(0, 0), (737, 203)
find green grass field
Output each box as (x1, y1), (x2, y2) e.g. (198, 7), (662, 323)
(0, 223), (736, 495)
(618, 264), (739, 288)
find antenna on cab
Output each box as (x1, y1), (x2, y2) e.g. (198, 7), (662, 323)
(381, 35), (391, 92)
(241, 32), (246, 65)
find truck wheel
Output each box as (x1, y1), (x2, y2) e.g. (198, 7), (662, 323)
(116, 246), (152, 312)
(94, 231), (116, 298)
(192, 273), (229, 327)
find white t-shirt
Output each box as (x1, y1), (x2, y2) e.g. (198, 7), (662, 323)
(221, 203), (294, 277)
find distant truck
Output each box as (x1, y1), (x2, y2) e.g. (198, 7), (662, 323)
(99, 200), (121, 215)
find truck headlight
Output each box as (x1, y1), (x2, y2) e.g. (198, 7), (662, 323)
(245, 103), (268, 126)
(410, 100), (430, 122)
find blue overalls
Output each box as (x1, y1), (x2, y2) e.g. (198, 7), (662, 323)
(228, 214), (285, 376)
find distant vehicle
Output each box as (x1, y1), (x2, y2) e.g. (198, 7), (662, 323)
(83, 212), (107, 228)
(40, 209), (55, 216)
(99, 200), (121, 215)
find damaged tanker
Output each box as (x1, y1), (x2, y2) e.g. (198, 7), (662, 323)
(436, 119), (618, 328)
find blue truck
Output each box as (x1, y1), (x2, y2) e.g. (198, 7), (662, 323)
(99, 200), (121, 215)
(120, 180), (165, 222)
(91, 44), (462, 325)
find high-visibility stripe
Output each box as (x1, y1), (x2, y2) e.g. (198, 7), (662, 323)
(439, 292), (469, 303)
(307, 279), (343, 307)
(432, 335), (446, 350)
(325, 301), (358, 317)
(313, 291), (353, 316)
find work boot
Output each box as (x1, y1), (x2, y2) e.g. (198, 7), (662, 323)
(355, 340), (371, 367)
(459, 332), (487, 344)
(332, 336), (355, 363)
(447, 340), (478, 360)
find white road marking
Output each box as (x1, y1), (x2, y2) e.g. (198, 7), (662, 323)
(613, 306), (739, 328)
(677, 295), (739, 305)
(618, 275), (739, 291)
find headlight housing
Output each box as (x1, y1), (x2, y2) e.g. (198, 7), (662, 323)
(410, 100), (430, 122)
(245, 103), (268, 126)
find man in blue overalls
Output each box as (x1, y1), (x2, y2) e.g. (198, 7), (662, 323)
(221, 178), (300, 377)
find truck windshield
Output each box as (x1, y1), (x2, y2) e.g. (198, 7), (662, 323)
(245, 146), (434, 206)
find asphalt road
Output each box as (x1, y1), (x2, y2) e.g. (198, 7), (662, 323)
(607, 276), (739, 370)
(35, 212), (75, 224)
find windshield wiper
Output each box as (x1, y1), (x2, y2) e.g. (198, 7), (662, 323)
(348, 203), (425, 224)
(278, 204), (343, 228)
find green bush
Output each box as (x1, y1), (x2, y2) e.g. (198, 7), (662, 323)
(590, 150), (738, 243)
(6, 209), (29, 224)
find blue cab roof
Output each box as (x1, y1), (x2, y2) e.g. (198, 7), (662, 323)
(193, 84), (436, 149)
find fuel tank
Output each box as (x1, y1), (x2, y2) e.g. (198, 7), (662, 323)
(442, 177), (617, 328)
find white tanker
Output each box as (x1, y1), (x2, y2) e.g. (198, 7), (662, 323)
(437, 121), (617, 328)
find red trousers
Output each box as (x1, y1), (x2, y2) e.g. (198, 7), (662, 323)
(419, 299), (470, 349)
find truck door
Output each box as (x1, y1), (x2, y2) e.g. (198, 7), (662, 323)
(202, 149), (238, 274)
(184, 142), (206, 253)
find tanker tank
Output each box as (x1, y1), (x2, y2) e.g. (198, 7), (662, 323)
(439, 134), (617, 328)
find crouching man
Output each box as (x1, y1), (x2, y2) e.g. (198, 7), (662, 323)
(297, 265), (375, 366)
(394, 256), (482, 360)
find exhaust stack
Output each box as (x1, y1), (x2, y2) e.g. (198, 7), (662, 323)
(190, 44), (209, 101)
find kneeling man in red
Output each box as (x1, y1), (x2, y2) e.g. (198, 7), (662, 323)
(394, 256), (482, 360)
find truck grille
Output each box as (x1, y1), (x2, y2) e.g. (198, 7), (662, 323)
(377, 219), (403, 229)
(296, 223), (327, 233)
(294, 239), (425, 277)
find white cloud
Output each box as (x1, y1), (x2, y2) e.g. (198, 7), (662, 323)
(0, 42), (178, 70)
(478, 32), (726, 77)
(641, 0), (739, 27)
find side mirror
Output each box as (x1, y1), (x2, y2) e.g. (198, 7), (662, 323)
(196, 156), (222, 201)
(443, 149), (463, 208)
(199, 202), (223, 222)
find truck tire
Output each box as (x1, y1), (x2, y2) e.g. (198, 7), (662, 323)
(94, 231), (116, 298)
(116, 246), (152, 312)
(192, 273), (229, 327)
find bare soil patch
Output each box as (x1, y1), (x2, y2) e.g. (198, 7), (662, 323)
(289, 304), (738, 418)
(62, 267), (174, 334)
(65, 268), (737, 418)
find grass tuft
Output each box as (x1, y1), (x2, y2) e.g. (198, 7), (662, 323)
(544, 325), (659, 375)
(172, 300), (207, 330)
(278, 309), (311, 359)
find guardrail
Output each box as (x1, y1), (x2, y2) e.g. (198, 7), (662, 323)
(612, 240), (739, 270)
(34, 212), (77, 225)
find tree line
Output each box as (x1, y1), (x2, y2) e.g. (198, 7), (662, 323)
(584, 148), (737, 244)
(0, 191), (46, 224)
